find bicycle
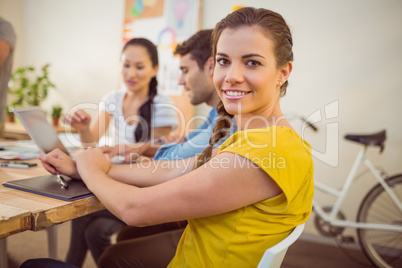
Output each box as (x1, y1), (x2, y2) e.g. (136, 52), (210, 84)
(309, 129), (402, 268)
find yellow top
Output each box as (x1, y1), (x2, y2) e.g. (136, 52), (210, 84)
(168, 126), (314, 268)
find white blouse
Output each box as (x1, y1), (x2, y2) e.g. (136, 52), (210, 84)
(99, 91), (178, 145)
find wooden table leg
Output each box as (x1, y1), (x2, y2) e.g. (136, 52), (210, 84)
(0, 238), (8, 268)
(46, 226), (58, 259)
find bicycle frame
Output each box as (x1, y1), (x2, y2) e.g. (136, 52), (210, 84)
(313, 146), (402, 232)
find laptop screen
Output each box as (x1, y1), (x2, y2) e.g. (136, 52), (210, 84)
(13, 107), (69, 155)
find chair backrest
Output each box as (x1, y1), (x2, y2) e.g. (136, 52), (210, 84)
(257, 223), (305, 268)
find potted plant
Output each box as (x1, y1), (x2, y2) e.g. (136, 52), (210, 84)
(51, 105), (63, 127)
(5, 105), (15, 123)
(8, 63), (56, 107)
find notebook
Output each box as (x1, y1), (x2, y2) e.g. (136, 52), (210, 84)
(3, 107), (93, 201)
(3, 174), (93, 201)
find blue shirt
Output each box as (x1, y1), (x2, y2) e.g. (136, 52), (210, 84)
(153, 107), (236, 161)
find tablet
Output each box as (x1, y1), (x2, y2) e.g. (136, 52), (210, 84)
(3, 174), (93, 201)
(13, 107), (70, 155)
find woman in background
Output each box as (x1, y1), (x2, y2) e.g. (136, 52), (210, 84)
(65, 38), (177, 149)
(23, 7), (314, 268)
(63, 38), (178, 267)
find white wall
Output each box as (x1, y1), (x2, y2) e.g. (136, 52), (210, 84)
(202, 0), (402, 236)
(1, 0), (401, 237)
(1, 0), (125, 116)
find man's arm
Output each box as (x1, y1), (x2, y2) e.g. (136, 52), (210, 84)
(153, 108), (218, 160)
(153, 130), (211, 161)
(0, 40), (11, 66)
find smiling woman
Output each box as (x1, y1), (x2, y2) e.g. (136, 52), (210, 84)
(21, 7), (314, 268)
(214, 26), (292, 119)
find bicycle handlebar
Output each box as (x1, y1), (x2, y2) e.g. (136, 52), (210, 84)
(300, 116), (318, 132)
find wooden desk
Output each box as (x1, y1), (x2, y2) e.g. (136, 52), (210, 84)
(0, 204), (30, 239)
(3, 122), (77, 140)
(0, 159), (104, 231)
(0, 203), (31, 268)
(0, 204), (31, 267)
(0, 156), (104, 267)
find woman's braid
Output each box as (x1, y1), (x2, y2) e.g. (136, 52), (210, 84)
(193, 101), (233, 169)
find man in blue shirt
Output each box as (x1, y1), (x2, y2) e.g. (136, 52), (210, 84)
(154, 29), (235, 160)
(66, 29), (236, 267)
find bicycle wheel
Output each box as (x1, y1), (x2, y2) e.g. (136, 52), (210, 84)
(357, 174), (402, 268)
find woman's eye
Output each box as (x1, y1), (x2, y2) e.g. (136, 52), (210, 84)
(246, 60), (261, 67)
(217, 58), (229, 66)
(123, 64), (130, 68)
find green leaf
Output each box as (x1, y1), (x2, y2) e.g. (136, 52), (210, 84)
(7, 63), (56, 107)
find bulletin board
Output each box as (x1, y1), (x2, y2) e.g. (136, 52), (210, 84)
(123, 0), (202, 96)
(123, 0), (203, 135)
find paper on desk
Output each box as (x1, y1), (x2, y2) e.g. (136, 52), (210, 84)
(0, 140), (39, 160)
(0, 151), (38, 160)
(0, 134), (83, 161)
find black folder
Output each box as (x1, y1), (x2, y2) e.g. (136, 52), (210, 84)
(3, 175), (93, 201)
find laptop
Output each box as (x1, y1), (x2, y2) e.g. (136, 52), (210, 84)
(3, 107), (93, 201)
(12, 106), (70, 155)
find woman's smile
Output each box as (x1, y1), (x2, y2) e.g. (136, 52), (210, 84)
(126, 80), (137, 87)
(222, 89), (251, 100)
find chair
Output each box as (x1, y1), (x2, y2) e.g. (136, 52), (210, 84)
(257, 223), (305, 268)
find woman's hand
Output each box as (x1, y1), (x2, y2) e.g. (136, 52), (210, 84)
(75, 147), (111, 183)
(123, 145), (146, 163)
(100, 144), (147, 163)
(99, 145), (120, 158)
(64, 109), (92, 131)
(38, 149), (80, 179)
(100, 145), (137, 163)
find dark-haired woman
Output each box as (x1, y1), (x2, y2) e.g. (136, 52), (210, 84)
(62, 38), (178, 267)
(65, 38), (177, 148)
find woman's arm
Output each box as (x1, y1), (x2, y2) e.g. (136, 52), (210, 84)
(75, 149), (281, 227)
(105, 147), (220, 185)
(82, 110), (110, 147)
(106, 155), (195, 186)
(152, 126), (172, 138)
(64, 109), (111, 147)
(39, 147), (197, 185)
(99, 126), (173, 160)
(130, 126), (172, 158)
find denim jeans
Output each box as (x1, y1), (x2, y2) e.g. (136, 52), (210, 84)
(65, 209), (125, 267)
(98, 222), (187, 268)
(20, 258), (78, 268)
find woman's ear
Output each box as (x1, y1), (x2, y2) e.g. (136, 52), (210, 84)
(153, 65), (159, 77)
(279, 61), (293, 83)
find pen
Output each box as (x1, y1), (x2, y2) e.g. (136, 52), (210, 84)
(0, 162), (32, 168)
(56, 174), (69, 188)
